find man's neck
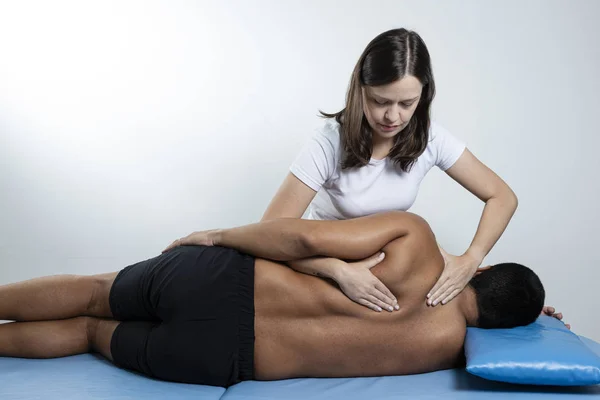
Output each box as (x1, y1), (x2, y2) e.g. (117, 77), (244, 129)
(458, 286), (479, 327)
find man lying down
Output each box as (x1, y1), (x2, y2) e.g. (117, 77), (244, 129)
(0, 211), (547, 387)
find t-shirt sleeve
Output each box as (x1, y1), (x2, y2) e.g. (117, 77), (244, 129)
(431, 122), (467, 171)
(289, 122), (339, 192)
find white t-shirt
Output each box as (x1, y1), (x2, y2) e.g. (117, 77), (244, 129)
(290, 119), (466, 220)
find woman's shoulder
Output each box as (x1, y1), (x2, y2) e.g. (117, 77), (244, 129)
(427, 120), (449, 141)
(423, 120), (467, 170)
(319, 117), (342, 138)
(289, 117), (343, 184)
(425, 120), (465, 148)
(311, 117), (343, 152)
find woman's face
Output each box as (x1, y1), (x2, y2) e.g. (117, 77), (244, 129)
(362, 75), (423, 141)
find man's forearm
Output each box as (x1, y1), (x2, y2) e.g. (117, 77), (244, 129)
(215, 223), (350, 281)
(214, 218), (316, 261)
(213, 211), (417, 262)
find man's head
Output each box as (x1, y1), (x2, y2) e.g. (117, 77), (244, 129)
(469, 263), (545, 329)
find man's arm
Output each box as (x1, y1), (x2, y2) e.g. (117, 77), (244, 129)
(213, 211), (424, 261)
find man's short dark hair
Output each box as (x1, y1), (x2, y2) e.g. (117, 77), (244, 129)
(469, 262), (545, 329)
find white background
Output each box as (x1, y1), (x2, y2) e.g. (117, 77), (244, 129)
(1, 0), (598, 340)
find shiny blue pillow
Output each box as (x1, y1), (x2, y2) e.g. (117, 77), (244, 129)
(465, 315), (600, 386)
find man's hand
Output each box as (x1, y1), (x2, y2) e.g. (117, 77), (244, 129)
(334, 252), (399, 313)
(541, 306), (571, 330)
(162, 230), (220, 253)
(427, 251), (480, 306)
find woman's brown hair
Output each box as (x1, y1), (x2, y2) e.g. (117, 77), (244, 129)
(320, 28), (436, 172)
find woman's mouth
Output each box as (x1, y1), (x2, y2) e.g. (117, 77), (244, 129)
(378, 123), (399, 132)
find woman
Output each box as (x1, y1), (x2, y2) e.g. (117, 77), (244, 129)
(259, 28), (513, 312)
(170, 28), (564, 323)
(258, 28), (561, 320)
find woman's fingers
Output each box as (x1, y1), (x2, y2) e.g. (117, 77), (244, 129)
(440, 288), (461, 306)
(357, 298), (383, 312)
(365, 294), (395, 312)
(162, 240), (178, 253)
(162, 238), (184, 253)
(374, 281), (398, 309)
(371, 286), (398, 311)
(553, 312), (563, 320)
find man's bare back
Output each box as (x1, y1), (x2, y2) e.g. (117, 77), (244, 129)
(251, 217), (467, 380)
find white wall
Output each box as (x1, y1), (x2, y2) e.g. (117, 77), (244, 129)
(0, 0), (598, 340)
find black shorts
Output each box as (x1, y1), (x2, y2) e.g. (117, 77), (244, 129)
(108, 245), (255, 387)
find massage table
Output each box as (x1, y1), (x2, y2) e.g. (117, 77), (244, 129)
(1, 334), (599, 399)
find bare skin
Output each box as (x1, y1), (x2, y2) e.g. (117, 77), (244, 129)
(252, 217), (470, 380)
(0, 273), (118, 361)
(0, 212), (474, 381)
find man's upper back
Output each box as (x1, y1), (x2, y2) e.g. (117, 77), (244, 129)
(252, 218), (467, 381)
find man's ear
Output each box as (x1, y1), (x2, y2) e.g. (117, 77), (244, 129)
(474, 265), (492, 276)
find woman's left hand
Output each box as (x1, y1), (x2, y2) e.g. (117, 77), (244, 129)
(427, 251), (481, 306)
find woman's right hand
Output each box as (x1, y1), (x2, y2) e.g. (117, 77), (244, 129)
(335, 252), (399, 312)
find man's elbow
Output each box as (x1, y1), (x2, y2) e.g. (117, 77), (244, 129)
(383, 211), (434, 241)
(403, 212), (434, 237)
(297, 223), (319, 258)
(273, 219), (316, 260)
(389, 211), (429, 230)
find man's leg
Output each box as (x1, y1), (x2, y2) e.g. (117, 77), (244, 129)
(0, 272), (117, 321)
(0, 316), (118, 360)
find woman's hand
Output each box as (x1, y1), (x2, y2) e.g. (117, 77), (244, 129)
(541, 306), (571, 330)
(162, 230), (219, 253)
(427, 251), (481, 306)
(334, 252), (399, 313)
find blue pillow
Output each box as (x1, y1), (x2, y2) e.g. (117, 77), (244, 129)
(465, 315), (600, 386)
